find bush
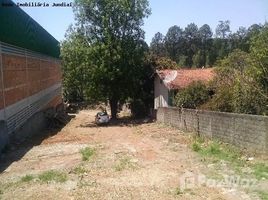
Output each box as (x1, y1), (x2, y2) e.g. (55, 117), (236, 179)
(174, 81), (210, 109)
(203, 49), (268, 115)
(201, 85), (233, 112)
(232, 79), (268, 115)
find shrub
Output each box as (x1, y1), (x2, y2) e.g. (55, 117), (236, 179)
(203, 49), (268, 115)
(174, 81), (210, 109)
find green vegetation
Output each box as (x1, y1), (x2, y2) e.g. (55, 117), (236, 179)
(256, 190), (268, 200)
(72, 165), (87, 174)
(0, 171), (69, 194)
(149, 55), (180, 70)
(114, 157), (136, 171)
(191, 137), (268, 200)
(174, 81), (210, 109)
(152, 23), (268, 116)
(38, 170), (67, 183)
(61, 0), (152, 118)
(252, 163), (268, 180)
(202, 47), (268, 115)
(173, 26), (268, 115)
(192, 136), (268, 180)
(174, 187), (183, 195)
(192, 142), (201, 152)
(203, 142), (222, 155)
(80, 147), (95, 161)
(20, 175), (34, 183)
(150, 21), (263, 68)
(61, 0), (268, 118)
(192, 138), (245, 171)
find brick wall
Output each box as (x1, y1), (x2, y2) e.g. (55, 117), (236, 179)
(0, 42), (63, 151)
(2, 54), (61, 107)
(0, 42), (62, 137)
(157, 107), (268, 154)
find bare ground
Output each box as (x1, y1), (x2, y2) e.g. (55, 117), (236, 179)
(0, 110), (265, 199)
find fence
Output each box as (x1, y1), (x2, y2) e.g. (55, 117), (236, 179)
(157, 107), (268, 154)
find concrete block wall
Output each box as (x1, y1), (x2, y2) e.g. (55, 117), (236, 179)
(157, 107), (268, 154)
(0, 42), (62, 151)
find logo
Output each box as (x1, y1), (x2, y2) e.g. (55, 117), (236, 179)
(179, 170), (257, 191)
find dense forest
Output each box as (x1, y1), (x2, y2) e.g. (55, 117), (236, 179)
(150, 20), (264, 68)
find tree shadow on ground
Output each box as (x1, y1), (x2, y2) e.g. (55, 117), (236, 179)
(0, 114), (74, 174)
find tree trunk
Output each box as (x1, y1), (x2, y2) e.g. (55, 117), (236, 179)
(109, 98), (118, 119)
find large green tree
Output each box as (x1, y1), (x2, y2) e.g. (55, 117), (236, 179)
(184, 23), (199, 66)
(68, 0), (151, 119)
(150, 32), (166, 57)
(249, 26), (268, 98)
(216, 20), (231, 39)
(61, 27), (93, 102)
(150, 21), (266, 68)
(197, 24), (213, 66)
(164, 25), (184, 62)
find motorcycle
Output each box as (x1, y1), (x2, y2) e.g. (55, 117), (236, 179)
(95, 110), (110, 125)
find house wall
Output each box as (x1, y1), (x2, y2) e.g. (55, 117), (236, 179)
(0, 42), (62, 151)
(154, 76), (169, 109)
(157, 107), (268, 154)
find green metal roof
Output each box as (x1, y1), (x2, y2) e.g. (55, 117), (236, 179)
(0, 0), (60, 58)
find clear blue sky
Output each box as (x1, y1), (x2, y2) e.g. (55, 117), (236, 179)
(13, 0), (268, 44)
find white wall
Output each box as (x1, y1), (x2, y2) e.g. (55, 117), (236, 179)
(154, 75), (169, 109)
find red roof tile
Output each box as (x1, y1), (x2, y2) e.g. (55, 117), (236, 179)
(157, 68), (215, 89)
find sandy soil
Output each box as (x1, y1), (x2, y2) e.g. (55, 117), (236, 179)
(0, 110), (261, 200)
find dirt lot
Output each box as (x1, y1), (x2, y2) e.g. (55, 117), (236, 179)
(0, 110), (266, 200)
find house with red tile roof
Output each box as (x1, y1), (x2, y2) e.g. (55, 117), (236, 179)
(154, 68), (215, 109)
